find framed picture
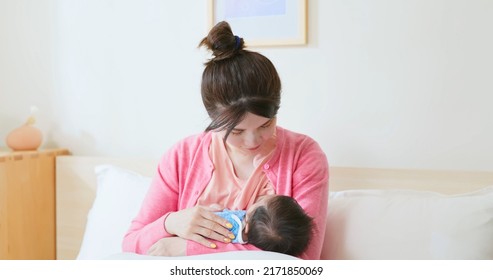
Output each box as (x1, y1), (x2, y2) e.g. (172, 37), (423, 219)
(208, 0), (307, 47)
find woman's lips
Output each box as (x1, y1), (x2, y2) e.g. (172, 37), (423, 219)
(247, 145), (261, 151)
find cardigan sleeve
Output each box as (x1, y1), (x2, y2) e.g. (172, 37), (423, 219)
(290, 138), (329, 260)
(122, 147), (181, 254)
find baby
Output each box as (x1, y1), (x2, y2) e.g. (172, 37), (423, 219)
(215, 195), (313, 257)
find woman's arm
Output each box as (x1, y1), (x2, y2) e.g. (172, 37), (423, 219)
(186, 238), (260, 256)
(122, 136), (234, 254)
(291, 139), (329, 260)
(122, 152), (180, 254)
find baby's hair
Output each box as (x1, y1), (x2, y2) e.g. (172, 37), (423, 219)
(247, 196), (313, 257)
(198, 21), (281, 141)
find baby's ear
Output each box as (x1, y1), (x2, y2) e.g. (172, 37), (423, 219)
(244, 220), (250, 234)
(242, 221), (249, 243)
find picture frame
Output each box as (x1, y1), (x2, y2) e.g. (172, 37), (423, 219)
(207, 0), (307, 47)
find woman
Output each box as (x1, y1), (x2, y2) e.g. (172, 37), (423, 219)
(122, 21), (329, 260)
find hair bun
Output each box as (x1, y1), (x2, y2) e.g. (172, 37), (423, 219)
(199, 21), (244, 62)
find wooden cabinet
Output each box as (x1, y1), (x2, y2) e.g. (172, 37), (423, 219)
(0, 148), (69, 259)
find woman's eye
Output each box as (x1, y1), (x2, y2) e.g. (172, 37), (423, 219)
(261, 121), (272, 128)
(231, 130), (243, 135)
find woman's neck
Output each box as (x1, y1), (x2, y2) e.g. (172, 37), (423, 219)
(226, 144), (255, 180)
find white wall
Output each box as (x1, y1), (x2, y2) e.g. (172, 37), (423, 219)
(1, 0), (492, 171)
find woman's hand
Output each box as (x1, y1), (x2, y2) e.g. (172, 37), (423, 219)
(147, 237), (186, 256)
(164, 205), (234, 248)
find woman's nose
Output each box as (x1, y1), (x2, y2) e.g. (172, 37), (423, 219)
(245, 131), (261, 147)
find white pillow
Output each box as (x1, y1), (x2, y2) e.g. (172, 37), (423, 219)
(105, 251), (299, 260)
(76, 165), (152, 259)
(322, 187), (493, 260)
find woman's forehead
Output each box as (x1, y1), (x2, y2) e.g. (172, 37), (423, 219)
(233, 113), (273, 129)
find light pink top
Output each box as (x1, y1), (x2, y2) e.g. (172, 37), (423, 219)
(197, 132), (275, 209)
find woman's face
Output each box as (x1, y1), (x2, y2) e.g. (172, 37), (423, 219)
(220, 112), (276, 156)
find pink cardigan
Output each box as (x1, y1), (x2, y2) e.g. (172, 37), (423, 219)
(122, 126), (329, 259)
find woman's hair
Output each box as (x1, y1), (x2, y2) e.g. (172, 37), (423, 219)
(247, 195), (314, 257)
(198, 21), (281, 139)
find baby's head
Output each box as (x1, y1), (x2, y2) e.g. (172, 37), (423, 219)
(245, 195), (313, 257)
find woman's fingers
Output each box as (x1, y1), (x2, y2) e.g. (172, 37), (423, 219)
(165, 205), (235, 247)
(188, 223), (234, 248)
(188, 232), (219, 249)
(187, 207), (234, 243)
(196, 222), (234, 243)
(200, 206), (235, 238)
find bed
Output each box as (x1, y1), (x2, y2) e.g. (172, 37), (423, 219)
(55, 156), (493, 260)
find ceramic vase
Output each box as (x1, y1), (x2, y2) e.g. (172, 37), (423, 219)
(6, 120), (43, 151)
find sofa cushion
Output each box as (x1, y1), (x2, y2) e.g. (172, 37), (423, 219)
(322, 187), (493, 259)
